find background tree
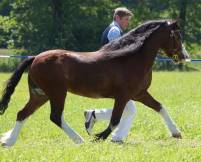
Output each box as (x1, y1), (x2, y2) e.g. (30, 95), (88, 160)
(9, 0), (119, 53)
(0, 0), (200, 56)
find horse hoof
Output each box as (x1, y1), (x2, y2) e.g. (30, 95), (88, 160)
(0, 140), (14, 147)
(0, 139), (12, 147)
(94, 133), (104, 141)
(111, 139), (124, 144)
(1, 142), (11, 148)
(94, 134), (101, 141)
(0, 133), (16, 147)
(172, 133), (182, 139)
(75, 136), (85, 144)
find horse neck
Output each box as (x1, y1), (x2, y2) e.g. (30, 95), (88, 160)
(137, 32), (164, 73)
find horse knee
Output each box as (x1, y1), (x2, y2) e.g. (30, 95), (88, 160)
(50, 114), (61, 127)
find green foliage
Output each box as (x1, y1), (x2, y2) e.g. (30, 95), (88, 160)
(9, 0), (119, 53)
(0, 0), (12, 16)
(0, 72), (201, 161)
(123, 0), (201, 53)
(5, 0), (200, 53)
(0, 15), (17, 48)
(10, 0), (54, 53)
(0, 0), (200, 71)
(0, 57), (19, 72)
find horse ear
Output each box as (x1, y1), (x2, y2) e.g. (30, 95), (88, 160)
(168, 20), (180, 30)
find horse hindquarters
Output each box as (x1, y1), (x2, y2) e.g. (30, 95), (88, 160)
(29, 61), (84, 144)
(0, 83), (48, 147)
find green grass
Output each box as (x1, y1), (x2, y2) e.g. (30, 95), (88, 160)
(0, 72), (201, 161)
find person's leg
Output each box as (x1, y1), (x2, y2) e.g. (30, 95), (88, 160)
(84, 100), (137, 140)
(111, 100), (136, 141)
(84, 108), (113, 135)
(92, 109), (113, 120)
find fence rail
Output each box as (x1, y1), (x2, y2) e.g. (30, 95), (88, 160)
(1, 55), (201, 62)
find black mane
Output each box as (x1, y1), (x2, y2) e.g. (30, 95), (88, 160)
(100, 20), (168, 59)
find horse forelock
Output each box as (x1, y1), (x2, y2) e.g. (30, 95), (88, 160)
(100, 20), (168, 59)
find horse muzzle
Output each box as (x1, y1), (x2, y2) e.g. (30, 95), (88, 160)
(172, 45), (190, 64)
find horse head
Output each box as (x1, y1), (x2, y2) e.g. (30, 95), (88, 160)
(160, 20), (189, 64)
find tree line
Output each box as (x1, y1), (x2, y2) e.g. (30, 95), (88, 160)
(0, 0), (200, 56)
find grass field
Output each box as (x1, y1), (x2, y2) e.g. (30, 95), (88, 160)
(0, 72), (201, 161)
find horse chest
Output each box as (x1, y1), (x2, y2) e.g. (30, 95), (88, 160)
(140, 72), (152, 89)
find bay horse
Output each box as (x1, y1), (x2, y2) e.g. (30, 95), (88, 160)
(0, 20), (189, 147)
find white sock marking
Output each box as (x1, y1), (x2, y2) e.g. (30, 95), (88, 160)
(159, 107), (180, 135)
(0, 121), (24, 147)
(61, 113), (84, 144)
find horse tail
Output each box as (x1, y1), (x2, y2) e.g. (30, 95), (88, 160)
(0, 57), (35, 115)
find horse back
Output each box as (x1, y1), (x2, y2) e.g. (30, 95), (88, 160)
(29, 49), (126, 98)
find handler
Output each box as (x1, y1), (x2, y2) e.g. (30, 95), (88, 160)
(84, 7), (137, 143)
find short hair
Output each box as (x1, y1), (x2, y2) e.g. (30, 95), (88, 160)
(113, 7), (133, 20)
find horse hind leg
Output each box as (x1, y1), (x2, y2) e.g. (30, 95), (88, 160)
(0, 90), (48, 147)
(137, 91), (181, 138)
(49, 91), (84, 144)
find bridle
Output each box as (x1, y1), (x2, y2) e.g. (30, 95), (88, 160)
(169, 29), (182, 60)
(158, 29), (182, 58)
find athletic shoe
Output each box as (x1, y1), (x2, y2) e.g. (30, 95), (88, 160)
(84, 110), (96, 136)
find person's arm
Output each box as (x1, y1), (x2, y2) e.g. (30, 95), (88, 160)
(107, 26), (121, 42)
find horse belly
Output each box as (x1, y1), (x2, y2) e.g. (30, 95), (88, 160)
(67, 86), (109, 98)
(66, 77), (114, 99)
(69, 90), (102, 98)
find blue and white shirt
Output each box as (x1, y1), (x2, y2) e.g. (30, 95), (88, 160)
(107, 21), (123, 42)
(100, 21), (123, 46)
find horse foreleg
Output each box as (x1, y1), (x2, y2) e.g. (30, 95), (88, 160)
(137, 91), (182, 138)
(95, 97), (128, 140)
(0, 95), (48, 147)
